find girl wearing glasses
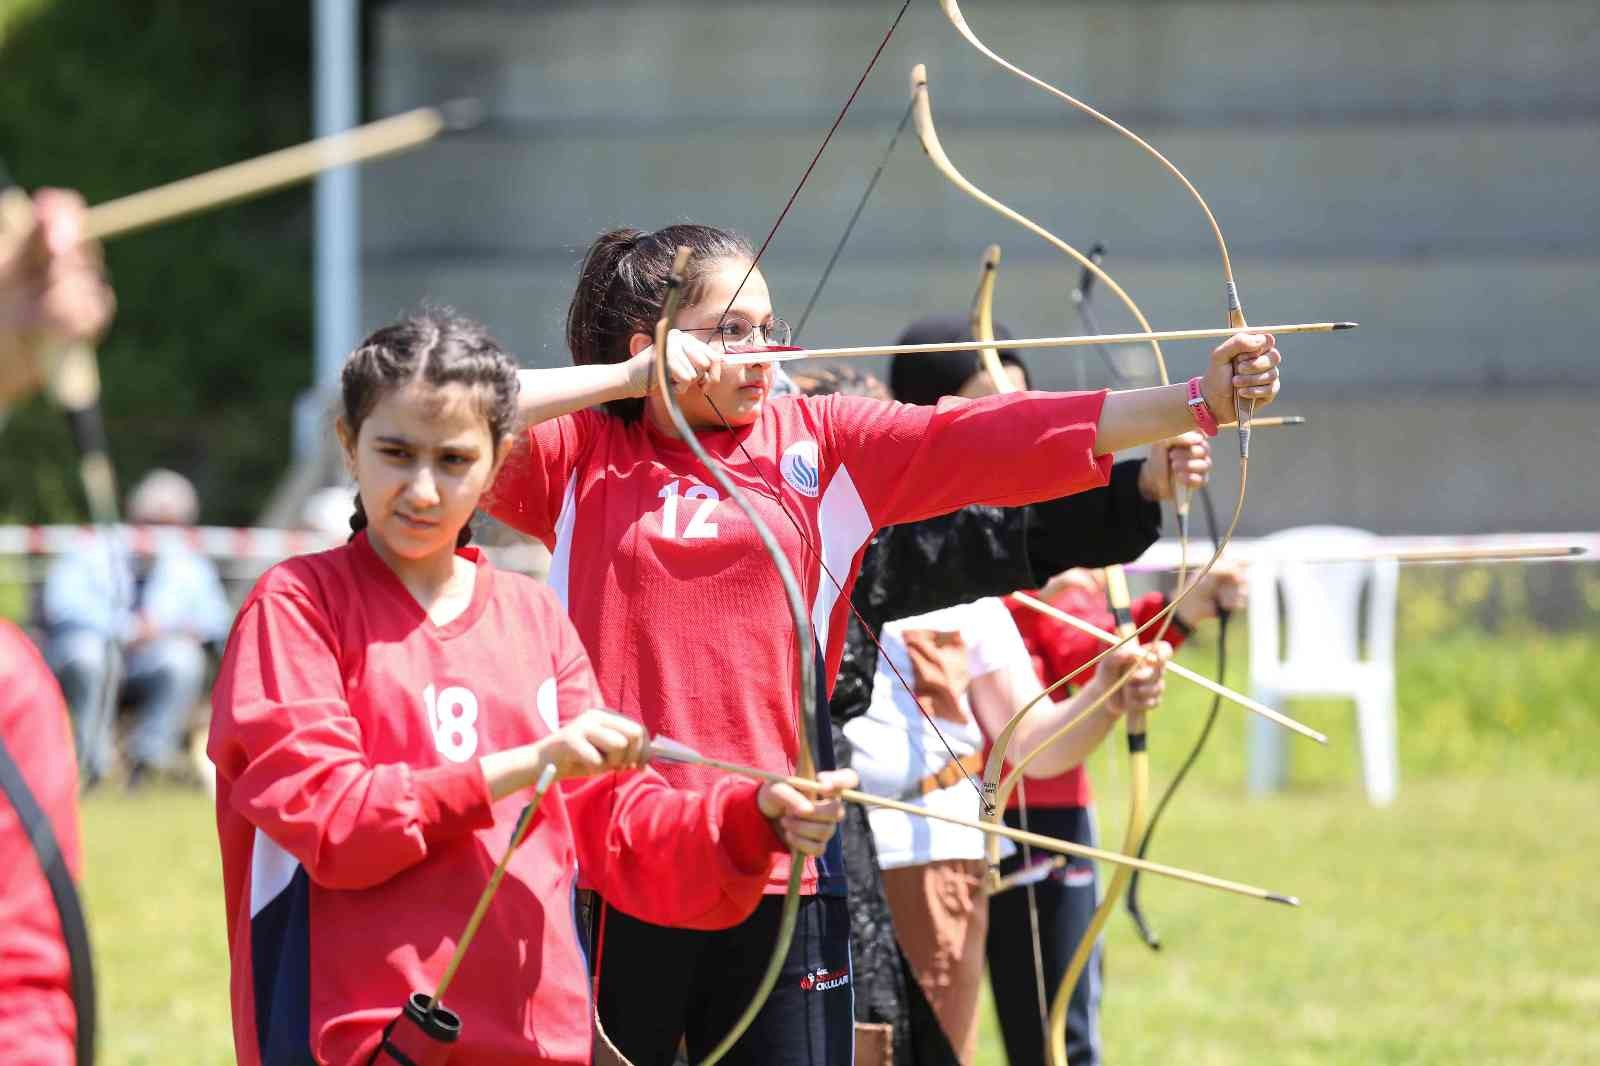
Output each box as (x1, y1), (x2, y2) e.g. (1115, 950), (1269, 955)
(490, 223), (1282, 1066)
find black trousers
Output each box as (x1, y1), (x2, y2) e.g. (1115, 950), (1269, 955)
(984, 805), (1103, 1066)
(592, 894), (854, 1066)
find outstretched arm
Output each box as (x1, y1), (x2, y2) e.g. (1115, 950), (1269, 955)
(1093, 332), (1279, 455)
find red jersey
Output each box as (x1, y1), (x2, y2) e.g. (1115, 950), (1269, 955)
(209, 535), (782, 1066)
(490, 391), (1112, 893)
(997, 587), (1187, 808)
(0, 622), (83, 1066)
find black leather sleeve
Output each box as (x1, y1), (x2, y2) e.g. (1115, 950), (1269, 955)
(1025, 457), (1163, 576)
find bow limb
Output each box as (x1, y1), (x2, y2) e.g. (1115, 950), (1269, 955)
(911, 61), (1212, 661)
(970, 243), (1010, 394)
(653, 249), (817, 1066)
(910, 65), (1169, 388)
(968, 248), (1055, 1046)
(1126, 483), (1228, 950)
(937, 0), (1259, 451)
(1044, 567), (1149, 1066)
(913, 58), (1170, 805)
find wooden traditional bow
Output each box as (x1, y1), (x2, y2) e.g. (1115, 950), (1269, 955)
(926, 3), (1324, 1054)
(648, 248), (820, 1066)
(938, 0), (1261, 451)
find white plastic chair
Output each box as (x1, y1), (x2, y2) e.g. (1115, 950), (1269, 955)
(1247, 526), (1400, 806)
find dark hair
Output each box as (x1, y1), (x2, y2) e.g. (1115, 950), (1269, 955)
(788, 360), (891, 400)
(887, 314), (1031, 406)
(566, 224), (755, 421)
(341, 308), (520, 548)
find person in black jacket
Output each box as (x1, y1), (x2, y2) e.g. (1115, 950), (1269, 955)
(797, 316), (1211, 1066)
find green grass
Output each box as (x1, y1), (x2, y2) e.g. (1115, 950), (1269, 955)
(78, 623), (1600, 1065)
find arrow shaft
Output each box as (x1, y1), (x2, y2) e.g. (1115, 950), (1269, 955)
(86, 107), (448, 241)
(1008, 591), (1328, 744)
(652, 744), (1296, 904)
(722, 321), (1354, 366)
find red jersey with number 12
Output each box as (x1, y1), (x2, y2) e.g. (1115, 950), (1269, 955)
(491, 390), (1113, 892)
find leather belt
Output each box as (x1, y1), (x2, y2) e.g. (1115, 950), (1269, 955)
(910, 751), (984, 797)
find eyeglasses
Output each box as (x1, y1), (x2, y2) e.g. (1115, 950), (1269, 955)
(680, 316), (792, 351)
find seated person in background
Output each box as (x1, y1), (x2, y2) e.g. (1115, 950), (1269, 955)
(41, 468), (232, 788)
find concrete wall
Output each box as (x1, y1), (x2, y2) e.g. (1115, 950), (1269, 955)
(363, 0), (1600, 534)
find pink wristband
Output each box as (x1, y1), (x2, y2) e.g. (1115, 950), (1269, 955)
(1186, 376), (1219, 437)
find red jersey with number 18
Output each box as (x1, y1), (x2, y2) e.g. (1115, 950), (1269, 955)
(209, 534), (783, 1066)
(490, 390), (1113, 893)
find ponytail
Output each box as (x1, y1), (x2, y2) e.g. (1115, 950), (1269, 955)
(565, 224), (754, 422)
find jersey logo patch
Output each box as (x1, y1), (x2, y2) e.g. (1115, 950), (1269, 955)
(536, 678), (559, 732)
(779, 441), (821, 498)
(799, 966), (851, 992)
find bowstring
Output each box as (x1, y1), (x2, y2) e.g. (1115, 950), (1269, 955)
(717, 0), (913, 327)
(692, 0), (989, 808)
(791, 95), (916, 341)
(701, 395), (988, 807)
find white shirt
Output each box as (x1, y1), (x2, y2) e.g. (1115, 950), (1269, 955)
(843, 596), (1031, 869)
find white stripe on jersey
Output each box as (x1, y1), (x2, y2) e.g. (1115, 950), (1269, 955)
(249, 829), (300, 919)
(547, 474), (579, 609)
(809, 465), (872, 654)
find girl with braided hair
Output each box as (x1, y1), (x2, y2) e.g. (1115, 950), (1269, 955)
(208, 309), (848, 1066)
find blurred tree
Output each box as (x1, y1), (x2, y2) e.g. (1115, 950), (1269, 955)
(0, 0), (315, 525)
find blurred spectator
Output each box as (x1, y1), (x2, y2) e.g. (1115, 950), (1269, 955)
(41, 469), (231, 788)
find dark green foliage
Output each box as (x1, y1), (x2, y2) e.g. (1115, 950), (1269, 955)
(0, 0), (313, 525)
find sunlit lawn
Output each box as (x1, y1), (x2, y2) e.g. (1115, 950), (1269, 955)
(80, 625), (1600, 1064)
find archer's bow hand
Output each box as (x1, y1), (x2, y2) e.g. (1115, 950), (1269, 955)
(757, 768), (856, 858)
(1174, 560), (1248, 629)
(1091, 641), (1173, 721)
(0, 188), (116, 405)
(1140, 431), (1213, 501)
(1201, 332), (1280, 423)
(628, 328), (724, 397)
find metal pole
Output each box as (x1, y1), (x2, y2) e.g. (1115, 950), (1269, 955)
(301, 0), (360, 457)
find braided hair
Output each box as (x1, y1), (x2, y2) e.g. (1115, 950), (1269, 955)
(340, 308), (519, 548)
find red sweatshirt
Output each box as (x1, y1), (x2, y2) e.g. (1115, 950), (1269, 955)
(997, 586), (1187, 807)
(0, 621), (83, 1066)
(209, 535), (783, 1066)
(490, 391), (1112, 893)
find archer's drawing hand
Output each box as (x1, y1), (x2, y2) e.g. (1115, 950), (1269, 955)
(534, 708), (650, 781)
(628, 328), (724, 396)
(1091, 641), (1172, 720)
(1140, 431), (1212, 501)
